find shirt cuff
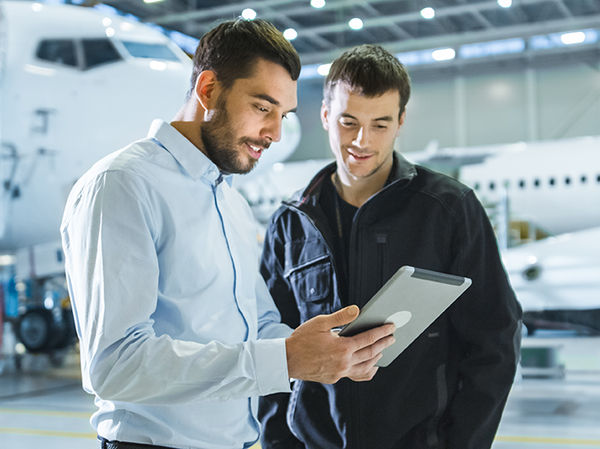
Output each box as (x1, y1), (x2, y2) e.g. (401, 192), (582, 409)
(252, 337), (291, 396)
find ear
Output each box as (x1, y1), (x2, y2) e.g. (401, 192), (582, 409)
(396, 109), (406, 137)
(194, 70), (219, 112)
(320, 101), (330, 131)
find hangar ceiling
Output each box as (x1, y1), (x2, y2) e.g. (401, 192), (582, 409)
(99, 0), (600, 70)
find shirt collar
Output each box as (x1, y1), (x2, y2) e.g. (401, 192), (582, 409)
(147, 119), (233, 185)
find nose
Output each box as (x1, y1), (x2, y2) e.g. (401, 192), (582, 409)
(261, 114), (282, 143)
(352, 126), (368, 148)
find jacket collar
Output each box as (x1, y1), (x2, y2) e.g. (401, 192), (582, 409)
(147, 119), (232, 185)
(293, 152), (417, 207)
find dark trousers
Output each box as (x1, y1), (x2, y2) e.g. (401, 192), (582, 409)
(98, 436), (177, 449)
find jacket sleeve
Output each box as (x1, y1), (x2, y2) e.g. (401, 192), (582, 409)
(446, 190), (522, 449)
(258, 213), (305, 449)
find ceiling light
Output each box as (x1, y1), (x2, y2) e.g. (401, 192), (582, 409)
(283, 28), (298, 40)
(431, 48), (456, 61)
(560, 31), (586, 45)
(317, 63), (331, 76)
(348, 17), (364, 30)
(310, 0), (326, 8)
(102, 17), (112, 27)
(420, 7), (435, 19)
(497, 0), (512, 8)
(105, 27), (115, 37)
(242, 8), (257, 20)
(143, 0), (165, 3)
(31, 2), (43, 12)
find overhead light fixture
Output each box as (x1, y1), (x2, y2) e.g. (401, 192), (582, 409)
(431, 48), (456, 61)
(348, 17), (364, 30)
(143, 0), (165, 3)
(283, 28), (298, 40)
(242, 8), (257, 20)
(317, 63), (331, 76)
(310, 0), (326, 8)
(560, 31), (586, 45)
(420, 7), (435, 19)
(31, 2), (43, 12)
(497, 0), (512, 8)
(105, 27), (116, 37)
(102, 17), (112, 27)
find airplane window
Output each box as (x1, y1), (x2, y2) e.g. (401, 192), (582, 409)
(565, 176), (571, 185)
(82, 39), (122, 69)
(121, 41), (179, 61)
(597, 174), (600, 183)
(581, 175), (587, 183)
(533, 178), (540, 187)
(549, 177), (556, 186)
(474, 182), (480, 191)
(36, 39), (77, 67)
(489, 181), (496, 190)
(518, 179), (526, 188)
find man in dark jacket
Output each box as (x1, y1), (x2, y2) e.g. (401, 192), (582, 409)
(258, 44), (522, 449)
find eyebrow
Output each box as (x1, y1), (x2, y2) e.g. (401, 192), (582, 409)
(340, 113), (394, 122)
(252, 93), (297, 113)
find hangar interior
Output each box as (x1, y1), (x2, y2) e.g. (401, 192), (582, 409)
(1, 0), (599, 448)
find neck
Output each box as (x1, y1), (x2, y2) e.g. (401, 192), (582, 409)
(333, 156), (393, 208)
(170, 101), (208, 158)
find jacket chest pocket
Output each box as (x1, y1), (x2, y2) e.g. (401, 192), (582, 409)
(286, 256), (333, 322)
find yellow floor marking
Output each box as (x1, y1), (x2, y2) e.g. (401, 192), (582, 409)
(0, 407), (91, 418)
(496, 435), (600, 446)
(0, 427), (95, 439)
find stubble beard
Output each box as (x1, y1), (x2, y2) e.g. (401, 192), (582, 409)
(201, 94), (258, 175)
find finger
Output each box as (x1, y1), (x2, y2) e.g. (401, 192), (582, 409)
(348, 355), (381, 381)
(313, 305), (360, 330)
(352, 334), (395, 364)
(345, 323), (395, 351)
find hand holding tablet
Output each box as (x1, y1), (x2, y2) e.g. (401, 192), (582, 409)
(339, 266), (471, 367)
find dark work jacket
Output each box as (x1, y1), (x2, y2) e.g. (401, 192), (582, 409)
(258, 153), (522, 449)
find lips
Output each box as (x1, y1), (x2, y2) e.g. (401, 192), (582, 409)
(246, 142), (266, 160)
(347, 148), (373, 161)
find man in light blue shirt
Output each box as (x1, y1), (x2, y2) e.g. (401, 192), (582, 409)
(61, 18), (395, 449)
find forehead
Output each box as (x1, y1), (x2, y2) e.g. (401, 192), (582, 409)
(329, 83), (400, 118)
(228, 58), (297, 111)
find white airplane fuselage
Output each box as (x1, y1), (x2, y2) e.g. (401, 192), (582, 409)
(0, 1), (192, 251)
(457, 136), (600, 236)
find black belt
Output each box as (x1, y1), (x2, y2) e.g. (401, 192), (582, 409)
(98, 436), (178, 449)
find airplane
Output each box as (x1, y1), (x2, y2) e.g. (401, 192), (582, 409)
(0, 0), (301, 357)
(236, 135), (600, 334)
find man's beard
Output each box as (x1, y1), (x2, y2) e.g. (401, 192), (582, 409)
(201, 94), (263, 175)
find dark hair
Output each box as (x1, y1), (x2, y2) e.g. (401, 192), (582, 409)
(188, 18), (301, 98)
(324, 44), (411, 117)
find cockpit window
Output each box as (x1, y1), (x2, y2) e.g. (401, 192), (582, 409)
(82, 39), (122, 69)
(121, 41), (179, 61)
(36, 39), (77, 67)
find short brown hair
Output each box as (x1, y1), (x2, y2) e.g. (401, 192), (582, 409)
(188, 18), (301, 98)
(324, 44), (411, 117)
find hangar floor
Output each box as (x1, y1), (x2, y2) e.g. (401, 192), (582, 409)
(1, 333), (599, 449)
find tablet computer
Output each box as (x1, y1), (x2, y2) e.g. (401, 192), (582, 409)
(338, 265), (471, 367)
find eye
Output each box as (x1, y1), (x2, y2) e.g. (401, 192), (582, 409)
(254, 104), (269, 113)
(340, 120), (356, 127)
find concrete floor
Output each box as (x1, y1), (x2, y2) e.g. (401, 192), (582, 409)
(1, 334), (599, 449)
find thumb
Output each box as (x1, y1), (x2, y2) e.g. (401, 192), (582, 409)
(318, 305), (360, 330)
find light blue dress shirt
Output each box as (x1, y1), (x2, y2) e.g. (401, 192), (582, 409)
(61, 120), (293, 449)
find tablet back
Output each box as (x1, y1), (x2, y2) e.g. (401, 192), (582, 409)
(339, 266), (471, 367)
